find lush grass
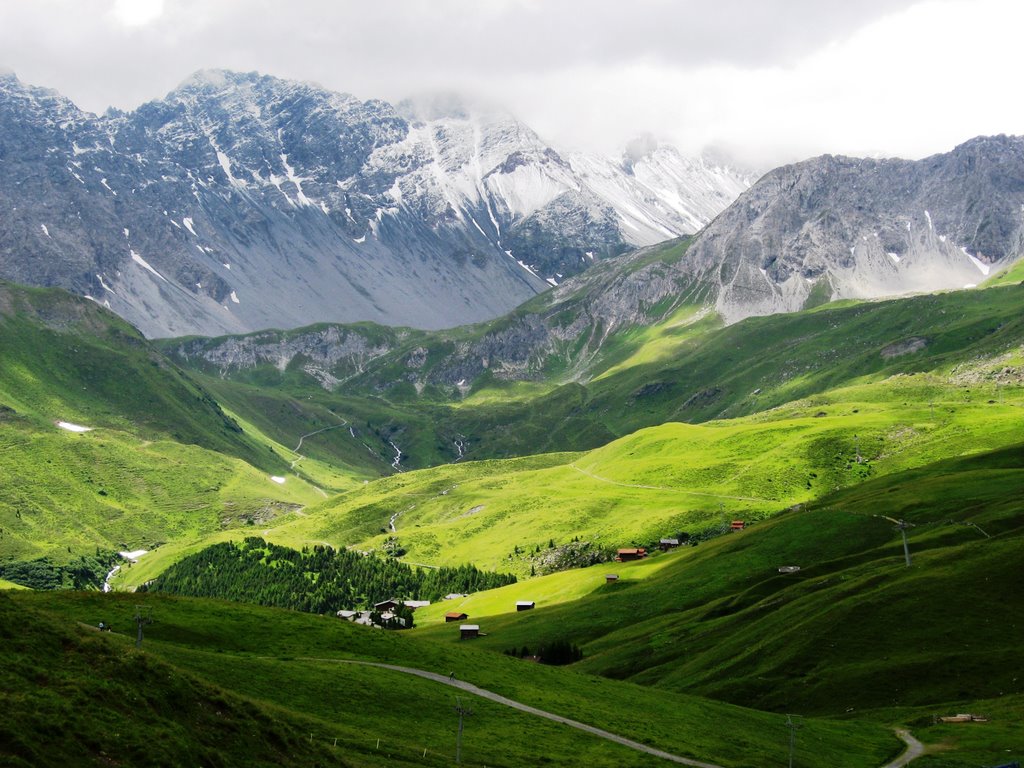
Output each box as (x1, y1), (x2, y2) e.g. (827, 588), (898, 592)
(0, 592), (375, 768)
(0, 578), (28, 590)
(252, 375), (1023, 575)
(0, 281), (278, 470)
(8, 590), (900, 768)
(984, 257), (1024, 287)
(0, 417), (323, 567)
(408, 443), (1024, 733)
(171, 282), (1024, 478)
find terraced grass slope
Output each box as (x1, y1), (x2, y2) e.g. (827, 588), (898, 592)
(5, 590), (900, 768)
(0, 592), (400, 768)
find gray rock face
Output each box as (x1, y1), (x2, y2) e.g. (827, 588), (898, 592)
(0, 71), (750, 337)
(684, 136), (1024, 322)
(162, 136), (1024, 399)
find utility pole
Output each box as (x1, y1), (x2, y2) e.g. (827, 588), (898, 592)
(453, 696), (473, 765)
(894, 519), (914, 567)
(785, 714), (802, 768)
(133, 606), (153, 648)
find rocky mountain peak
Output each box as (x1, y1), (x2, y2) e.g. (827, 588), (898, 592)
(0, 69), (753, 337)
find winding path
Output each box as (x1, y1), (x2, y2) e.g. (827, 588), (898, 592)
(881, 729), (924, 768)
(316, 659), (724, 767)
(293, 420), (348, 453)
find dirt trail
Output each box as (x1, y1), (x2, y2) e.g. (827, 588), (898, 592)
(881, 729), (925, 768)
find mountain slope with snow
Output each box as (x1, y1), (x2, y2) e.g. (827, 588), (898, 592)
(0, 71), (750, 337)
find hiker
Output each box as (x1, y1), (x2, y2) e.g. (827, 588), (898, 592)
(449, 671), (456, 682)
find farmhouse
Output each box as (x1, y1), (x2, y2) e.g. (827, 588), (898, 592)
(374, 599), (400, 612)
(403, 600), (430, 610)
(515, 601), (535, 611)
(459, 624), (480, 639)
(445, 611), (468, 623)
(615, 547), (647, 562)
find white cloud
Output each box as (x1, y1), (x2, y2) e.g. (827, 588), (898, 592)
(110, 0), (165, 27)
(0, 0), (1020, 167)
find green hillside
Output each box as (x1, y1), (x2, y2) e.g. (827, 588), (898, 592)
(0, 281), (274, 468)
(169, 281), (1024, 472)
(5, 590), (900, 768)
(410, 444), (1024, 722)
(0, 283), (351, 578)
(212, 372), (1021, 578)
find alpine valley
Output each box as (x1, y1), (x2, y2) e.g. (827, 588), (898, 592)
(1, 69), (1023, 768)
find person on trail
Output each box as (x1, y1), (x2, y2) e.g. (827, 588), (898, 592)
(449, 671), (456, 682)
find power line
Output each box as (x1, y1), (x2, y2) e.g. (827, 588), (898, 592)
(785, 714), (803, 768)
(133, 605), (153, 648)
(453, 696), (473, 764)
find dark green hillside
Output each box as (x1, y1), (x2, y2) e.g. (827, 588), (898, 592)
(0, 592), (367, 768)
(416, 443), (1024, 718)
(0, 281), (279, 470)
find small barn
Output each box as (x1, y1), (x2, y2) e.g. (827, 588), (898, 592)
(336, 610), (358, 620)
(516, 601), (535, 611)
(445, 611), (469, 623)
(615, 548), (647, 562)
(605, 574), (619, 583)
(730, 520), (746, 531)
(659, 538), (680, 551)
(403, 600), (431, 610)
(459, 624), (480, 639)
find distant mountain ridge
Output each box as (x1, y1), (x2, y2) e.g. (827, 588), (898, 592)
(688, 134), (1024, 322)
(163, 136), (1024, 404)
(0, 69), (752, 337)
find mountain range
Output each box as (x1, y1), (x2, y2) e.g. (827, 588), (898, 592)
(0, 69), (752, 337)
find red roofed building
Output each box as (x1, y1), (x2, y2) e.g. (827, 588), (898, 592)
(615, 548), (647, 562)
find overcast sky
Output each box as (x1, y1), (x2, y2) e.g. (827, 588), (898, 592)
(1, 0), (1021, 167)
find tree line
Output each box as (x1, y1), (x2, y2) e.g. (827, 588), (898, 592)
(141, 537), (515, 614)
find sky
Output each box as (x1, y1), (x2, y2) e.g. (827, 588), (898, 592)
(1, 0), (1022, 168)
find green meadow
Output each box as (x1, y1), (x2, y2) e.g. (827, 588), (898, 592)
(2, 274), (1023, 767)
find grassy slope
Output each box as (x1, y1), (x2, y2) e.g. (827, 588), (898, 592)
(175, 282), (1024, 474)
(226, 374), (1022, 578)
(0, 281), (275, 468)
(0, 283), (341, 567)
(408, 444), (1023, 734)
(7, 590), (898, 768)
(0, 592), (409, 768)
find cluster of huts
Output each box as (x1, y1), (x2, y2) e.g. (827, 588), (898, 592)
(335, 598), (431, 628)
